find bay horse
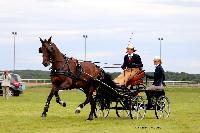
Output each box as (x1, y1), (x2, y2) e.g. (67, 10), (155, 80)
(38, 37), (116, 120)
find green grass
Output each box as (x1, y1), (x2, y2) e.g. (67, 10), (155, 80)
(0, 86), (200, 133)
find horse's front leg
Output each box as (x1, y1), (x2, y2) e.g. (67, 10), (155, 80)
(41, 88), (55, 117)
(55, 91), (66, 107)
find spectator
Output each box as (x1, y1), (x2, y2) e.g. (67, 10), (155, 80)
(0, 70), (11, 99)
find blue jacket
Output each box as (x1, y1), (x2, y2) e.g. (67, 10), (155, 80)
(121, 54), (143, 69)
(148, 64), (165, 86)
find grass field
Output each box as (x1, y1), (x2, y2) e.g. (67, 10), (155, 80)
(0, 86), (199, 133)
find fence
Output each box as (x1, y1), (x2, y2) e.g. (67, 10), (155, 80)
(22, 79), (200, 87)
(22, 79), (51, 85)
(147, 81), (200, 87)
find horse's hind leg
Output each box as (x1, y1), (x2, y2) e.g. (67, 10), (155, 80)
(89, 96), (97, 120)
(75, 86), (96, 120)
(55, 91), (66, 107)
(75, 88), (90, 114)
(75, 93), (94, 120)
(41, 89), (55, 117)
(75, 87), (92, 113)
(93, 100), (97, 118)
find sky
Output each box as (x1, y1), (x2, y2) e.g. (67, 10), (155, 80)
(0, 0), (200, 73)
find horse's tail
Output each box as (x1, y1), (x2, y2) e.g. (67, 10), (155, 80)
(100, 72), (117, 89)
(95, 71), (118, 99)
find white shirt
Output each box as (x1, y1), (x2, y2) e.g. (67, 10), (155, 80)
(1, 74), (11, 87)
(155, 64), (160, 68)
(128, 53), (134, 57)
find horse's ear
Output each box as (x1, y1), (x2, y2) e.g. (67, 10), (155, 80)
(39, 37), (44, 44)
(47, 36), (52, 43)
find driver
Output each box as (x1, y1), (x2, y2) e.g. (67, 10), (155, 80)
(114, 42), (143, 87)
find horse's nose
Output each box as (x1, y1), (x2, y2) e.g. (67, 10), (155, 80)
(43, 62), (48, 67)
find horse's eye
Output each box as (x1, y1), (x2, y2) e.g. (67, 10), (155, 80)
(48, 46), (54, 52)
(39, 47), (42, 53)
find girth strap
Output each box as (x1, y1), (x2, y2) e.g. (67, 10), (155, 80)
(50, 70), (81, 81)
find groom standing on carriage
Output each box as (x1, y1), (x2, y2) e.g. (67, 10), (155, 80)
(114, 42), (143, 87)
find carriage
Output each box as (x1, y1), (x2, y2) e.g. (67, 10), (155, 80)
(94, 70), (170, 120)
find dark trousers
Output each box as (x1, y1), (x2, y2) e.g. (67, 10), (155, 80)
(145, 90), (165, 107)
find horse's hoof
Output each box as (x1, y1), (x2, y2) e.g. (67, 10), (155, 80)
(94, 112), (98, 118)
(87, 117), (93, 121)
(41, 113), (47, 117)
(63, 102), (66, 107)
(75, 109), (81, 114)
(75, 107), (81, 114)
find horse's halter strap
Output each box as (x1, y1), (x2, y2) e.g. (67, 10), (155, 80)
(47, 43), (64, 63)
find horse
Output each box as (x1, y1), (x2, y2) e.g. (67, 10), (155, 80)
(38, 37), (116, 120)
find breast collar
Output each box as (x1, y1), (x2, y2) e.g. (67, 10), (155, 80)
(50, 56), (84, 82)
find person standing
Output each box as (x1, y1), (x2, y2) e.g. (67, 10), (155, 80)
(114, 42), (143, 86)
(146, 56), (165, 90)
(1, 70), (11, 99)
(145, 56), (166, 109)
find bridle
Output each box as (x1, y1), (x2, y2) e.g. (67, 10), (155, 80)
(46, 43), (64, 64)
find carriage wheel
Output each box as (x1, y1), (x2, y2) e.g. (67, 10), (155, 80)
(95, 108), (109, 118)
(155, 95), (170, 119)
(116, 101), (130, 118)
(95, 100), (109, 118)
(129, 96), (146, 120)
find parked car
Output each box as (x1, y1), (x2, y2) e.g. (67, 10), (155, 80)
(0, 73), (26, 96)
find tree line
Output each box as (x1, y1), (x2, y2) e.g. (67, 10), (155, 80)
(8, 70), (200, 83)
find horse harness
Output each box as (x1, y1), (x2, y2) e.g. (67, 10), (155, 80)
(50, 56), (104, 87)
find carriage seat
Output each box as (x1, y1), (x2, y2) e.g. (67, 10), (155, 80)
(127, 70), (145, 86)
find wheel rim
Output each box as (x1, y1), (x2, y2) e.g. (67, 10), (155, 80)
(116, 101), (130, 118)
(130, 96), (146, 120)
(155, 96), (170, 119)
(9, 89), (14, 96)
(95, 99), (110, 118)
(96, 108), (109, 118)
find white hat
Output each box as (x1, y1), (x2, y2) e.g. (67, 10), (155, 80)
(126, 42), (136, 51)
(153, 56), (161, 61)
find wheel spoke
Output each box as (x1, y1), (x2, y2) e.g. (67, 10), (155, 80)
(130, 96), (146, 120)
(138, 112), (142, 118)
(155, 96), (170, 119)
(164, 109), (170, 117)
(116, 101), (129, 118)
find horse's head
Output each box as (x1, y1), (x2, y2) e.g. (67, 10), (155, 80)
(39, 37), (54, 67)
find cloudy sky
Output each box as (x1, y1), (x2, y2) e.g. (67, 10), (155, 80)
(0, 0), (200, 73)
